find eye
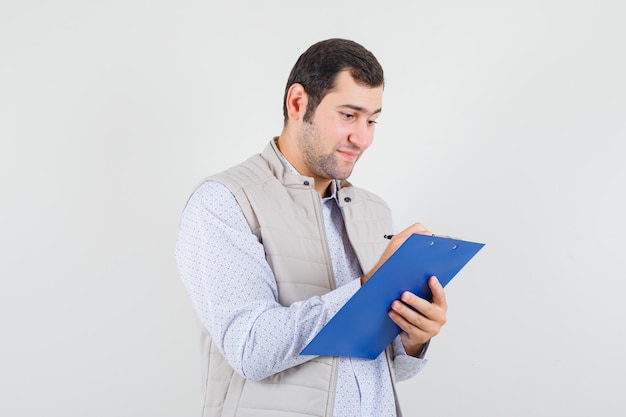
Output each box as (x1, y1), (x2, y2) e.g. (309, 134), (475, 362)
(341, 112), (354, 120)
(367, 120), (378, 126)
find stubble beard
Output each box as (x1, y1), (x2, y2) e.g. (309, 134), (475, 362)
(300, 121), (356, 181)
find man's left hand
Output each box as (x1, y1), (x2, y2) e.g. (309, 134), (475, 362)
(388, 276), (448, 357)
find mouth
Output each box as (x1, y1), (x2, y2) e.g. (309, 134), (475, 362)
(337, 149), (360, 162)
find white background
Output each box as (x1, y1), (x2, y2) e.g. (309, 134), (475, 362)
(1, 1), (625, 416)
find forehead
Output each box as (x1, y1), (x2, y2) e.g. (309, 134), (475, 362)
(322, 71), (383, 112)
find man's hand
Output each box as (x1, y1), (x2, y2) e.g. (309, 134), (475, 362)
(361, 223), (448, 356)
(361, 223), (431, 285)
(389, 276), (448, 357)
(360, 222), (448, 357)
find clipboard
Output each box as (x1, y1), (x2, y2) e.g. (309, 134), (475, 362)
(300, 233), (485, 359)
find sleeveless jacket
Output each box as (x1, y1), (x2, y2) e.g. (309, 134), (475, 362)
(199, 139), (398, 417)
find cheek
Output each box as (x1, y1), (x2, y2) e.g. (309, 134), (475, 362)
(330, 124), (353, 140)
(316, 123), (344, 146)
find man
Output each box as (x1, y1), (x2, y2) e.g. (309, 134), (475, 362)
(176, 38), (447, 417)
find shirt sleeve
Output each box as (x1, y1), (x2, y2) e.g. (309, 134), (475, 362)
(175, 180), (361, 381)
(390, 336), (429, 381)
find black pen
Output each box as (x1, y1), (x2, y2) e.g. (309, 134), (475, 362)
(385, 233), (445, 240)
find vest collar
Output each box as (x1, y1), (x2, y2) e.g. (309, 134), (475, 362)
(263, 138), (354, 200)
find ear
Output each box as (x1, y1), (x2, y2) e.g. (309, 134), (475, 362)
(285, 83), (308, 121)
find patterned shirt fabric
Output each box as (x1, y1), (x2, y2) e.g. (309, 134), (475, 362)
(176, 154), (428, 416)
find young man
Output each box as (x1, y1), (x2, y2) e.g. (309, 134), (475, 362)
(176, 38), (447, 417)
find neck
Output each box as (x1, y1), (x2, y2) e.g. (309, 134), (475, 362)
(316, 180), (333, 198)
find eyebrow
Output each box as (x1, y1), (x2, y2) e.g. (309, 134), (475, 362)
(339, 104), (382, 116)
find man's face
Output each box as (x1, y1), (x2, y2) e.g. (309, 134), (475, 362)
(297, 71), (383, 182)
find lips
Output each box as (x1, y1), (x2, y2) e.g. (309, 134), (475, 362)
(337, 149), (359, 161)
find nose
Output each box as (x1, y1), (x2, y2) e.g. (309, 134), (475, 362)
(348, 121), (374, 150)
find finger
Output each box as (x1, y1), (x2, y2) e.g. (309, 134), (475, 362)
(391, 223), (431, 240)
(389, 299), (439, 343)
(381, 224), (427, 260)
(429, 276), (448, 308)
(404, 222), (431, 236)
(389, 300), (428, 334)
(399, 291), (433, 319)
(390, 297), (431, 329)
(398, 291), (446, 330)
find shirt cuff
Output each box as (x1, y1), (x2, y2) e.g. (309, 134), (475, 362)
(392, 337), (430, 381)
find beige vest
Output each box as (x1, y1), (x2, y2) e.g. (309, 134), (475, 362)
(199, 140), (397, 417)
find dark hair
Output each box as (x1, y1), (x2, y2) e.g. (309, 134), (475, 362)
(282, 38), (384, 124)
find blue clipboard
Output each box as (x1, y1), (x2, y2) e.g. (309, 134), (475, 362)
(300, 233), (485, 359)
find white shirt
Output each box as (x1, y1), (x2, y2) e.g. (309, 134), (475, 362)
(176, 160), (428, 416)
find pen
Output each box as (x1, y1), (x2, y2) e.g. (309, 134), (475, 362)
(384, 233), (449, 240)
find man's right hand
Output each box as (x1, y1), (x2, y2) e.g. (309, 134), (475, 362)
(360, 222), (432, 285)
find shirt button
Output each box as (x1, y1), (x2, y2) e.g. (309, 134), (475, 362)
(303, 181), (310, 186)
(344, 197), (352, 203)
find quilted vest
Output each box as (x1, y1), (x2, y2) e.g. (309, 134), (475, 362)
(199, 139), (396, 417)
